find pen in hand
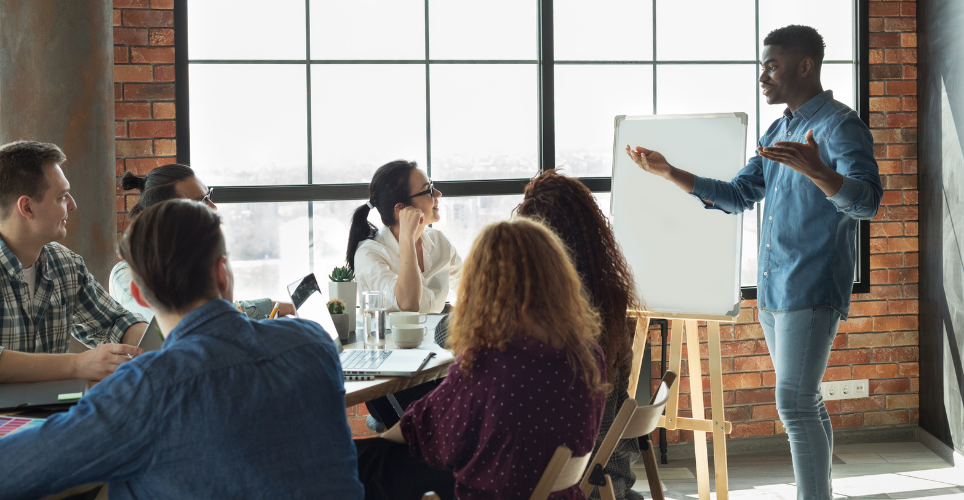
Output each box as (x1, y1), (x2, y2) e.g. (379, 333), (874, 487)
(268, 302), (280, 319)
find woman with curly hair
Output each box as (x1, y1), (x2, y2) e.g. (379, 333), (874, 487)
(355, 217), (609, 500)
(515, 169), (645, 500)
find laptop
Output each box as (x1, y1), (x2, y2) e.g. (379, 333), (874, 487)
(287, 274), (435, 377)
(137, 317), (164, 352)
(0, 379), (89, 411)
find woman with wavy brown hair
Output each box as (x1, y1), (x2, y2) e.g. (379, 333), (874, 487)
(515, 169), (645, 500)
(355, 217), (609, 500)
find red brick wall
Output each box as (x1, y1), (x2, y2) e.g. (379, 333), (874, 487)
(111, 1), (918, 440)
(651, 1), (919, 445)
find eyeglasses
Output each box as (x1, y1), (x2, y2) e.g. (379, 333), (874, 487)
(409, 180), (437, 199)
(194, 187), (214, 205)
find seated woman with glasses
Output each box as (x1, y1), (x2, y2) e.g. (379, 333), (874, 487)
(347, 159), (461, 315)
(355, 217), (609, 500)
(111, 164), (293, 321)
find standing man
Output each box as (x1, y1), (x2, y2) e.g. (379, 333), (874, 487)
(0, 200), (364, 499)
(0, 141), (146, 383)
(626, 26), (881, 500)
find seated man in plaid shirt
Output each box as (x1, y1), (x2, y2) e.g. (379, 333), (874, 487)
(0, 141), (146, 383)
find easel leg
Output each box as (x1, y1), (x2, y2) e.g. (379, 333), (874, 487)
(707, 321), (730, 500)
(685, 320), (710, 500)
(664, 320), (685, 430)
(627, 315), (651, 402)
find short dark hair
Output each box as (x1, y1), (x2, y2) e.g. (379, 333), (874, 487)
(0, 141), (67, 219)
(119, 199), (226, 314)
(763, 25), (826, 65)
(120, 163), (196, 219)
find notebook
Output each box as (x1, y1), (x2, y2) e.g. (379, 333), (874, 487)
(287, 274), (435, 378)
(0, 379), (89, 411)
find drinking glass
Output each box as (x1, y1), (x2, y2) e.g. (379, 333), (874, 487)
(362, 291), (387, 347)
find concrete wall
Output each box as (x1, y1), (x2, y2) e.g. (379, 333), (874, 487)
(0, 0), (117, 283)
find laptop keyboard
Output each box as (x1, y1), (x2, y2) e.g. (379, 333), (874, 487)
(341, 350), (392, 370)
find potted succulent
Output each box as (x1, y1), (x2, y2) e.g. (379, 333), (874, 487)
(327, 298), (350, 341)
(328, 265), (357, 333)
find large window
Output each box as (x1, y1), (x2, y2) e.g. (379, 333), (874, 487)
(176, 0), (869, 300)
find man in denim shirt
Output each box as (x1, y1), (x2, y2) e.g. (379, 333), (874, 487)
(626, 26), (881, 500)
(0, 200), (364, 500)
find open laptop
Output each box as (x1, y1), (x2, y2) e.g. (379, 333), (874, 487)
(0, 379), (89, 411)
(287, 274), (435, 377)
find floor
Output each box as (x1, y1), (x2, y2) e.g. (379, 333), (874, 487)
(631, 441), (964, 499)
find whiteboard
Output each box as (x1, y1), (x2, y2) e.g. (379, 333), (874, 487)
(611, 113), (747, 319)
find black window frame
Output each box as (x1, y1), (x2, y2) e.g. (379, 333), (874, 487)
(173, 0), (872, 298)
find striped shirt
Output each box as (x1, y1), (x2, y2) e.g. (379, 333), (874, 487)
(0, 236), (144, 356)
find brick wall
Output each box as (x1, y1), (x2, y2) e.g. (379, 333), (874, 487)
(651, 0), (919, 445)
(111, 1), (918, 441)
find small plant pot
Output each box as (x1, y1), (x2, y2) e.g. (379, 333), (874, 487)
(329, 281), (358, 333)
(330, 313), (350, 341)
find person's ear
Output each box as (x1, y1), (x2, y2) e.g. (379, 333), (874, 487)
(214, 256), (230, 297)
(130, 280), (153, 309)
(799, 57), (814, 78)
(16, 196), (34, 219)
(394, 202), (406, 214)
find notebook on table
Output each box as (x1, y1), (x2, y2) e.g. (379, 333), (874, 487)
(287, 274), (435, 379)
(0, 379), (89, 411)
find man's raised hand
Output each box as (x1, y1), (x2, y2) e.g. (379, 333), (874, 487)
(625, 145), (672, 177)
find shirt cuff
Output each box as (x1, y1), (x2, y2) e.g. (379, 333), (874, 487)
(690, 175), (730, 213)
(826, 175), (862, 211)
(107, 311), (146, 346)
(240, 298), (273, 319)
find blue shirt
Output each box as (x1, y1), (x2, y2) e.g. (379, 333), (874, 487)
(0, 299), (364, 500)
(692, 90), (882, 319)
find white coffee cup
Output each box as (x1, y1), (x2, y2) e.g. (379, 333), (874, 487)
(392, 324), (426, 349)
(389, 311), (427, 327)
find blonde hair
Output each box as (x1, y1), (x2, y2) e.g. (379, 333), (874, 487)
(448, 217), (610, 395)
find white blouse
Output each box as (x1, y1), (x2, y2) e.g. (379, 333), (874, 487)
(354, 226), (462, 314)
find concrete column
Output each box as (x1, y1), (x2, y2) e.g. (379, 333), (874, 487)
(0, 0), (116, 284)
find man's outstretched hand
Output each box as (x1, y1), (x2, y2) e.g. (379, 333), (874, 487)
(758, 129), (843, 196)
(625, 145), (672, 178)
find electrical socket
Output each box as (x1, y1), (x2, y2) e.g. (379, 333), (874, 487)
(820, 379), (870, 401)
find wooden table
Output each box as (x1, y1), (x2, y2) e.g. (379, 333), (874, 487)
(343, 315), (454, 407)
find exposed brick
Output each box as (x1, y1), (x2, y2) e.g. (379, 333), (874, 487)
(854, 364), (898, 379)
(124, 83), (175, 100)
(885, 175), (918, 190)
(870, 112), (886, 128)
(735, 323), (764, 339)
(864, 409), (908, 426)
(899, 315), (919, 330)
(762, 371), (775, 386)
(898, 362), (919, 377)
(872, 129), (901, 144)
(125, 157), (175, 175)
(900, 2), (917, 17)
(731, 421), (774, 438)
(870, 81), (885, 96)
(870, 378), (910, 394)
(888, 268), (919, 283)
(733, 356), (772, 372)
(840, 396), (886, 413)
(883, 17), (916, 33)
(887, 237), (918, 253)
(114, 27), (148, 45)
(734, 388), (774, 405)
(831, 413), (863, 429)
(871, 221), (904, 237)
(153, 102), (175, 119)
(131, 46), (175, 63)
(839, 317), (873, 333)
(869, 48), (884, 64)
(116, 103), (152, 120)
(849, 333), (892, 348)
(114, 46), (129, 63)
(869, 96), (902, 112)
(154, 65), (175, 82)
(823, 366), (852, 381)
(877, 159), (902, 175)
(886, 144), (917, 158)
(129, 120), (176, 138)
(828, 349), (872, 366)
(889, 300), (919, 315)
(870, 64), (902, 80)
(904, 192), (919, 206)
(892, 331), (918, 346)
(114, 0), (150, 7)
(149, 28), (174, 46)
(115, 139), (152, 157)
(903, 159), (918, 174)
(720, 340), (757, 357)
(910, 377), (920, 392)
(122, 10), (173, 27)
(850, 301), (887, 316)
(114, 64), (153, 82)
(885, 80), (916, 95)
(869, 17), (883, 32)
(150, 0), (174, 8)
(113, 9), (122, 26)
(869, 32), (901, 47)
(752, 404), (779, 420)
(869, 2), (900, 16)
(873, 316), (900, 331)
(903, 65), (918, 80)
(903, 284), (919, 299)
(154, 139), (176, 156)
(904, 252), (919, 267)
(885, 112), (917, 127)
(887, 205), (918, 221)
(872, 347), (919, 363)
(115, 121), (126, 138)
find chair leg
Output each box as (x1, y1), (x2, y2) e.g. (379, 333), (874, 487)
(641, 435), (664, 500)
(597, 474), (617, 500)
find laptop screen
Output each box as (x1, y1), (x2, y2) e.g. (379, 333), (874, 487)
(287, 274), (340, 341)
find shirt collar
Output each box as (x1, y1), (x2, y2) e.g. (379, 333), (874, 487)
(374, 225), (434, 253)
(164, 299), (242, 346)
(0, 234), (48, 280)
(786, 90), (834, 121)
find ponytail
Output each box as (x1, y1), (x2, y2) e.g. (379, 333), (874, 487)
(346, 204), (377, 271)
(121, 163), (196, 220)
(344, 160), (419, 271)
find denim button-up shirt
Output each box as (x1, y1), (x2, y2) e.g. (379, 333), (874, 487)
(692, 91), (882, 319)
(0, 299), (364, 500)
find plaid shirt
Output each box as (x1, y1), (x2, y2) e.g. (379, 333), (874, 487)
(1, 237), (144, 355)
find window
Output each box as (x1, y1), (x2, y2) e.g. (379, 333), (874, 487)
(176, 0), (870, 299)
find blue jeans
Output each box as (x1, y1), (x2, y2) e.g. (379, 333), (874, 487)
(760, 307), (842, 500)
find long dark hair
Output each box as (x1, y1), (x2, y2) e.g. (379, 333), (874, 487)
(120, 164), (195, 218)
(514, 170), (644, 386)
(345, 160), (419, 271)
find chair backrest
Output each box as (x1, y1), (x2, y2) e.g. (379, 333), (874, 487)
(529, 446), (592, 500)
(578, 398), (637, 495)
(624, 370), (677, 439)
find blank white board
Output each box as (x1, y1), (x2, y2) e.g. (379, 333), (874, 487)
(611, 113), (747, 319)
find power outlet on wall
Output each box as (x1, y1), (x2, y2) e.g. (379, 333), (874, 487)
(820, 379), (870, 401)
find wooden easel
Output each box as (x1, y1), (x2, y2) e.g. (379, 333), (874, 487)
(628, 313), (735, 500)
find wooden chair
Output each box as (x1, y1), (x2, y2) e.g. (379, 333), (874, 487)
(422, 445), (591, 500)
(580, 371), (678, 500)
